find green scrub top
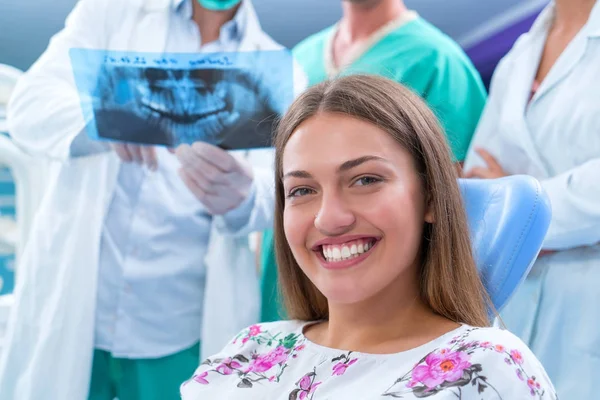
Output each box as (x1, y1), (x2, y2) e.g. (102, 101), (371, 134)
(260, 15), (487, 322)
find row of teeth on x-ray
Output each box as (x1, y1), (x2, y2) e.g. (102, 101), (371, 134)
(96, 66), (254, 145)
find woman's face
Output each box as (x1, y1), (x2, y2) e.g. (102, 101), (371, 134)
(282, 112), (433, 306)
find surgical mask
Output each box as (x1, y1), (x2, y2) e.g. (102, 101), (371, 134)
(197, 0), (241, 11)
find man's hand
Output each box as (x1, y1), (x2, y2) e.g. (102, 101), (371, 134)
(175, 142), (254, 215)
(111, 143), (158, 171)
(463, 148), (507, 179)
(539, 249), (556, 257)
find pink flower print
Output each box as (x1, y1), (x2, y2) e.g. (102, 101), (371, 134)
(332, 358), (358, 376)
(299, 375), (311, 389)
(464, 341), (479, 349)
(532, 378), (540, 389)
(193, 371), (209, 385)
(242, 337), (249, 344)
(246, 346), (289, 373)
(480, 341), (492, 349)
(516, 369), (525, 381)
(216, 358), (242, 375)
(248, 324), (262, 337)
(528, 377), (537, 396)
(526, 376), (541, 396)
(298, 374), (322, 400)
(494, 344), (505, 353)
(296, 344), (306, 352)
(409, 350), (471, 389)
(510, 349), (524, 365)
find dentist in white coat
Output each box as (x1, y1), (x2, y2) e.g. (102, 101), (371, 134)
(463, 1), (600, 398)
(0, 0), (306, 399)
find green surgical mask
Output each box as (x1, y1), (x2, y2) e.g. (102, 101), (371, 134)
(197, 0), (242, 11)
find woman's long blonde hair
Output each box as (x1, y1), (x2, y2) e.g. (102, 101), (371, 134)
(273, 74), (491, 327)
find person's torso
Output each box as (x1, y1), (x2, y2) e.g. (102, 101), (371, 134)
(293, 16), (472, 95)
(478, 8), (600, 179)
(292, 14), (486, 162)
(95, 0), (250, 358)
(180, 320), (557, 399)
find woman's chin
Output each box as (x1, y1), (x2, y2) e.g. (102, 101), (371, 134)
(317, 283), (372, 307)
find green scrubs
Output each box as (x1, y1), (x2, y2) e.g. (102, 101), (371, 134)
(260, 15), (487, 322)
(87, 342), (200, 400)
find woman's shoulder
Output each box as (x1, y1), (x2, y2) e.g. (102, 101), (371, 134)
(383, 325), (558, 399)
(181, 320), (313, 396)
(434, 325), (557, 398)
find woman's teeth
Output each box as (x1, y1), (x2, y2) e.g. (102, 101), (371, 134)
(321, 239), (374, 262)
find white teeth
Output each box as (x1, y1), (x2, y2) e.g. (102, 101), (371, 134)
(332, 248), (341, 260)
(341, 246), (351, 258)
(322, 240), (376, 262)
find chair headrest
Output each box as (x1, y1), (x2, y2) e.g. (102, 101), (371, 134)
(459, 175), (552, 312)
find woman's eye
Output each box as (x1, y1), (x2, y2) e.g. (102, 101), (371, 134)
(353, 176), (381, 186)
(288, 187), (314, 198)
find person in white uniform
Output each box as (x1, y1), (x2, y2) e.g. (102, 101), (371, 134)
(0, 0), (306, 399)
(463, 0), (600, 398)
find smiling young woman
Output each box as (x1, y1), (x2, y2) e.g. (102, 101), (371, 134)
(274, 76), (487, 333)
(180, 75), (557, 400)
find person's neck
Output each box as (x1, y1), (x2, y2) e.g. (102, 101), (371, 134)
(338, 0), (408, 43)
(553, 0), (596, 33)
(310, 274), (458, 354)
(192, 2), (240, 46)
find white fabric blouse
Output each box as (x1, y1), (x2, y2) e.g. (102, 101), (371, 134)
(180, 320), (557, 399)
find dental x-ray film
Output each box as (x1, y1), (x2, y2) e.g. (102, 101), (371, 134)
(69, 48), (295, 149)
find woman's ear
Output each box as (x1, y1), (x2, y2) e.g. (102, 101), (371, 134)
(424, 205), (435, 223)
(424, 192), (435, 223)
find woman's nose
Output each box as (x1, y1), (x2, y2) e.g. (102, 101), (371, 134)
(314, 192), (356, 236)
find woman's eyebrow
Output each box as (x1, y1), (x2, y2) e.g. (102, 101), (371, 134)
(282, 156), (389, 181)
(282, 170), (312, 180)
(337, 155), (389, 172)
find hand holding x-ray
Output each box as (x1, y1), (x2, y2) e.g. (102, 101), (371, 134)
(111, 142), (158, 171)
(174, 141), (254, 215)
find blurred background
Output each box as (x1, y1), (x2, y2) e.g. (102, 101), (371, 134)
(0, 0), (549, 296)
(1, 0), (548, 82)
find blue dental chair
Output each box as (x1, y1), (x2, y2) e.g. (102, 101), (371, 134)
(460, 175), (552, 312)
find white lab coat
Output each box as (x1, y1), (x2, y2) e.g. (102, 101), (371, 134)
(0, 0), (306, 399)
(463, 2), (600, 397)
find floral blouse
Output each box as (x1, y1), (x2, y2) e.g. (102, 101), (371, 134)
(180, 321), (558, 399)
